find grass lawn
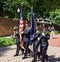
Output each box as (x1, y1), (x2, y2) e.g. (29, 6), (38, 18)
(0, 35), (16, 47)
(0, 30), (60, 47)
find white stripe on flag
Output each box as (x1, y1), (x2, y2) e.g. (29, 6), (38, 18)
(20, 20), (24, 23)
(20, 25), (24, 27)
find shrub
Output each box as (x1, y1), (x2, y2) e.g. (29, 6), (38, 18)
(0, 36), (16, 47)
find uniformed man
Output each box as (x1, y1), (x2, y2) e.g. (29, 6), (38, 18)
(14, 30), (20, 56)
(38, 26), (50, 62)
(14, 29), (24, 56)
(31, 25), (41, 62)
(22, 22), (31, 59)
(31, 31), (40, 62)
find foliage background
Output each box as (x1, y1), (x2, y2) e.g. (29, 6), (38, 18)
(0, 0), (60, 47)
(0, 0), (60, 26)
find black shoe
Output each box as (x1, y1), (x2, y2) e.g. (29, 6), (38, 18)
(22, 56), (28, 59)
(14, 54), (19, 56)
(46, 55), (48, 61)
(32, 59), (37, 62)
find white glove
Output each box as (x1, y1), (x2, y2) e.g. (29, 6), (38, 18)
(42, 33), (45, 36)
(37, 37), (40, 40)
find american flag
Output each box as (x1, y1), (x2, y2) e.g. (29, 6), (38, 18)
(19, 6), (24, 46)
(19, 18), (24, 33)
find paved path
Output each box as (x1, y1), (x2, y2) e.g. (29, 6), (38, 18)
(0, 45), (60, 62)
(49, 35), (60, 47)
(0, 35), (60, 62)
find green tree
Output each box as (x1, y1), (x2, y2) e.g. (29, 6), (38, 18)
(50, 9), (60, 26)
(1, 0), (60, 19)
(3, 0), (29, 18)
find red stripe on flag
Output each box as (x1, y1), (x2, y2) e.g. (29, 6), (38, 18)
(19, 20), (24, 33)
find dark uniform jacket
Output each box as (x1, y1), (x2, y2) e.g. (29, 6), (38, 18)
(22, 27), (30, 42)
(31, 33), (40, 42)
(15, 33), (20, 43)
(38, 32), (50, 47)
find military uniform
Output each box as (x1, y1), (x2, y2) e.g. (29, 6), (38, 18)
(14, 30), (20, 56)
(22, 26), (31, 59)
(31, 31), (41, 62)
(38, 31), (50, 62)
(14, 30), (24, 56)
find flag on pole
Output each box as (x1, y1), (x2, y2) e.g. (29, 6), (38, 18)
(19, 6), (24, 47)
(30, 7), (34, 45)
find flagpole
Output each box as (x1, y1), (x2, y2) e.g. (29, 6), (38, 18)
(20, 2), (23, 39)
(20, 2), (23, 19)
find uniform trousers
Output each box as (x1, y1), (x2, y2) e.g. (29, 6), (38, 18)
(24, 42), (30, 57)
(16, 42), (20, 55)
